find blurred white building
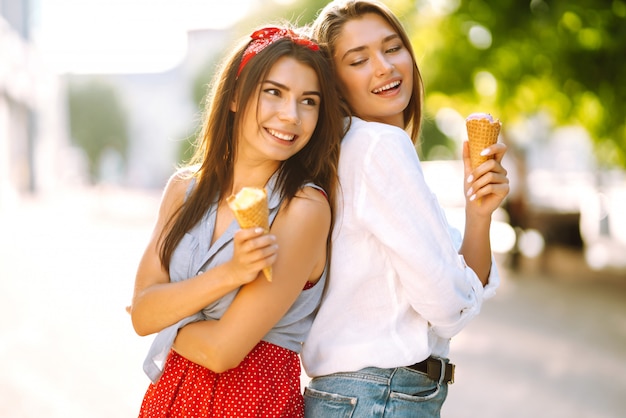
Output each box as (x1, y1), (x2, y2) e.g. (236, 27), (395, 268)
(56, 27), (235, 190)
(0, 0), (68, 208)
(107, 29), (235, 189)
(1, 0), (234, 202)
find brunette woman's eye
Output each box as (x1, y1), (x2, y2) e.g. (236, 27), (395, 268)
(301, 97), (318, 106)
(350, 58), (367, 66)
(264, 88), (281, 96)
(386, 45), (402, 53)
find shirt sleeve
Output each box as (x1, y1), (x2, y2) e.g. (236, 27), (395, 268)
(354, 127), (493, 338)
(448, 224), (501, 301)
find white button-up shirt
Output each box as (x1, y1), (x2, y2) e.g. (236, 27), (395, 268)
(302, 117), (499, 378)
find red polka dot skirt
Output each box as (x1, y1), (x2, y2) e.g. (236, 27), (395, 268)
(138, 341), (304, 417)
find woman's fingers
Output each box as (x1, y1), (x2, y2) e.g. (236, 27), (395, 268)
(464, 141), (510, 211)
(231, 228), (278, 284)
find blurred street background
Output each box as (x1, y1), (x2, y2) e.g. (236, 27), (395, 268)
(2, 0), (625, 417)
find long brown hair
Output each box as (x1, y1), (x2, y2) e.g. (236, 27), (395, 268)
(158, 27), (344, 271)
(312, 0), (424, 144)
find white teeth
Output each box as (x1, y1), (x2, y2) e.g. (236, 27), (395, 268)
(268, 128), (295, 141)
(373, 80), (400, 93)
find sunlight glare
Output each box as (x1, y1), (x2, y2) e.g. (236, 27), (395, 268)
(35, 0), (256, 74)
(468, 24), (492, 49)
(416, 0), (460, 15)
(474, 71), (498, 97)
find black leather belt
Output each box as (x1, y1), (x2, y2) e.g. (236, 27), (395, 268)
(407, 357), (455, 384)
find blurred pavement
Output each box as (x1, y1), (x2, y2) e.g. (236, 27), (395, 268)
(441, 252), (626, 418)
(1, 187), (625, 417)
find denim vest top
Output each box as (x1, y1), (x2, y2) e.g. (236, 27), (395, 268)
(143, 173), (327, 382)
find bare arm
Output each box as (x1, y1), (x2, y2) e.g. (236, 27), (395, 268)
(130, 172), (277, 336)
(172, 187), (330, 372)
(460, 141), (510, 285)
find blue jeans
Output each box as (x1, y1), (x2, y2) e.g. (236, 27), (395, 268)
(304, 364), (449, 418)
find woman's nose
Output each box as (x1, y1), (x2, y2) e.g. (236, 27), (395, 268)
(373, 53), (393, 76)
(278, 100), (301, 125)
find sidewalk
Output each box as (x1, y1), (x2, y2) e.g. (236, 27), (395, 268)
(1, 187), (625, 417)
(442, 266), (626, 418)
(0, 186), (158, 417)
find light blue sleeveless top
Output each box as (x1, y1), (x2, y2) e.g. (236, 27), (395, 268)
(143, 173), (328, 382)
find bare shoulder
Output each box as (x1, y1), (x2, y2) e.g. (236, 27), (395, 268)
(165, 168), (194, 192)
(297, 185), (328, 202)
(278, 185), (330, 227)
(159, 168), (196, 216)
(294, 185), (330, 213)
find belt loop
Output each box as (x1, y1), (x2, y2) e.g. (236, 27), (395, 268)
(437, 357), (446, 386)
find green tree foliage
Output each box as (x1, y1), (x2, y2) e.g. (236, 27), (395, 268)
(68, 79), (129, 182)
(392, 0), (626, 167)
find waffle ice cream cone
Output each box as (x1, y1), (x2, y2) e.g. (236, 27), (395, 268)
(227, 187), (272, 281)
(466, 113), (501, 169)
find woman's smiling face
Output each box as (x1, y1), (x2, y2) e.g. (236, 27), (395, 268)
(236, 56), (321, 163)
(332, 12), (413, 128)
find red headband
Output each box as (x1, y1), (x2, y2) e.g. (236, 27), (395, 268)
(237, 27), (320, 78)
